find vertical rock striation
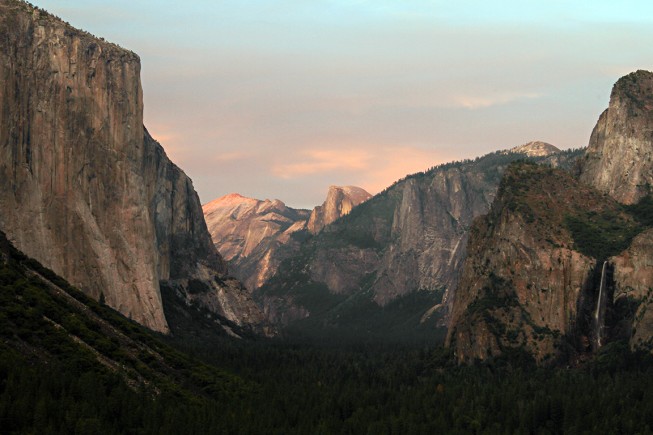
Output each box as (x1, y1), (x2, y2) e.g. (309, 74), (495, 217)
(307, 186), (371, 234)
(258, 145), (581, 331)
(448, 71), (653, 363)
(203, 193), (310, 291)
(446, 164), (607, 363)
(579, 70), (653, 205)
(0, 0), (265, 333)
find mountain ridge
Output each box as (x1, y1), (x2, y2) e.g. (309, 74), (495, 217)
(255, 145), (583, 338)
(0, 0), (266, 334)
(506, 141), (560, 157)
(447, 70), (653, 364)
(203, 185), (371, 293)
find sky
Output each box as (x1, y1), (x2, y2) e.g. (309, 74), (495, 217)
(34, 0), (653, 208)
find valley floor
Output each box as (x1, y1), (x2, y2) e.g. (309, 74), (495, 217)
(164, 335), (653, 435)
(1, 229), (652, 434)
(4, 332), (653, 434)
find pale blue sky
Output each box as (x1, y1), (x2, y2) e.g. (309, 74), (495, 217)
(34, 0), (653, 207)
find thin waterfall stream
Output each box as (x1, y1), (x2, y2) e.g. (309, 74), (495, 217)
(594, 261), (608, 349)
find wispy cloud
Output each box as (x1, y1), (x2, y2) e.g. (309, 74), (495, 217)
(272, 148), (372, 179)
(35, 0), (653, 208)
(361, 145), (450, 193)
(270, 144), (449, 196)
(212, 151), (252, 163)
(450, 91), (542, 109)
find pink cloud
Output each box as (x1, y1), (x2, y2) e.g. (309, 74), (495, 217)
(271, 148), (372, 179)
(212, 151), (253, 162)
(361, 145), (451, 193)
(269, 144), (451, 196)
(449, 91), (542, 109)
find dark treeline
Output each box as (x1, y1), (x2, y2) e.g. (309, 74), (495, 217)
(2, 229), (653, 434)
(4, 333), (653, 434)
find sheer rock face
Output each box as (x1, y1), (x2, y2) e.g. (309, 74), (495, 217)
(304, 146), (575, 306)
(447, 162), (653, 364)
(447, 72), (653, 364)
(258, 147), (582, 328)
(0, 0), (265, 333)
(203, 193), (310, 291)
(579, 70), (653, 205)
(611, 229), (653, 349)
(307, 186), (372, 234)
(251, 165), (496, 326)
(446, 165), (601, 364)
(578, 69), (653, 350)
(202, 186), (370, 293)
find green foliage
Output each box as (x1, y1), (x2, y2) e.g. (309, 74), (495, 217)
(565, 210), (643, 260)
(563, 191), (653, 261)
(3, 242), (653, 433)
(160, 332), (653, 435)
(0, 230), (251, 433)
(625, 193), (653, 227)
(187, 278), (211, 294)
(464, 273), (516, 315)
(286, 288), (447, 346)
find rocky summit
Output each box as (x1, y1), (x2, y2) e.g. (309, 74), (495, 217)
(448, 71), (653, 364)
(0, 0), (266, 334)
(579, 70), (653, 205)
(506, 141), (560, 157)
(203, 193), (311, 291)
(203, 185), (370, 293)
(257, 146), (582, 336)
(307, 186), (372, 234)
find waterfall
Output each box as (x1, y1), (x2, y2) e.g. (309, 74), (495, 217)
(594, 261), (608, 349)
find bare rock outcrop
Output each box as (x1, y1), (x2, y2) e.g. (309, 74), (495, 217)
(258, 147), (582, 331)
(447, 71), (653, 363)
(203, 186), (370, 294)
(446, 164), (606, 363)
(579, 70), (653, 205)
(577, 69), (653, 351)
(203, 193), (310, 290)
(506, 141), (560, 157)
(307, 186), (371, 234)
(611, 229), (653, 349)
(0, 0), (266, 333)
(447, 161), (653, 364)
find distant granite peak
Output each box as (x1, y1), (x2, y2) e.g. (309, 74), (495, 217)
(203, 193), (260, 216)
(507, 141), (560, 157)
(307, 185), (372, 234)
(203, 185), (371, 291)
(203, 193), (310, 290)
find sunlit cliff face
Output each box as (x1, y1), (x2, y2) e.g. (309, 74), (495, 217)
(34, 0), (653, 208)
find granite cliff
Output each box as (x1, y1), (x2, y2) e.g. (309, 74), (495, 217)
(203, 185), (370, 293)
(203, 193), (311, 291)
(307, 186), (372, 234)
(448, 71), (653, 363)
(257, 144), (581, 338)
(582, 71), (653, 352)
(0, 0), (266, 334)
(579, 70), (653, 205)
(611, 228), (653, 350)
(445, 163), (636, 363)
